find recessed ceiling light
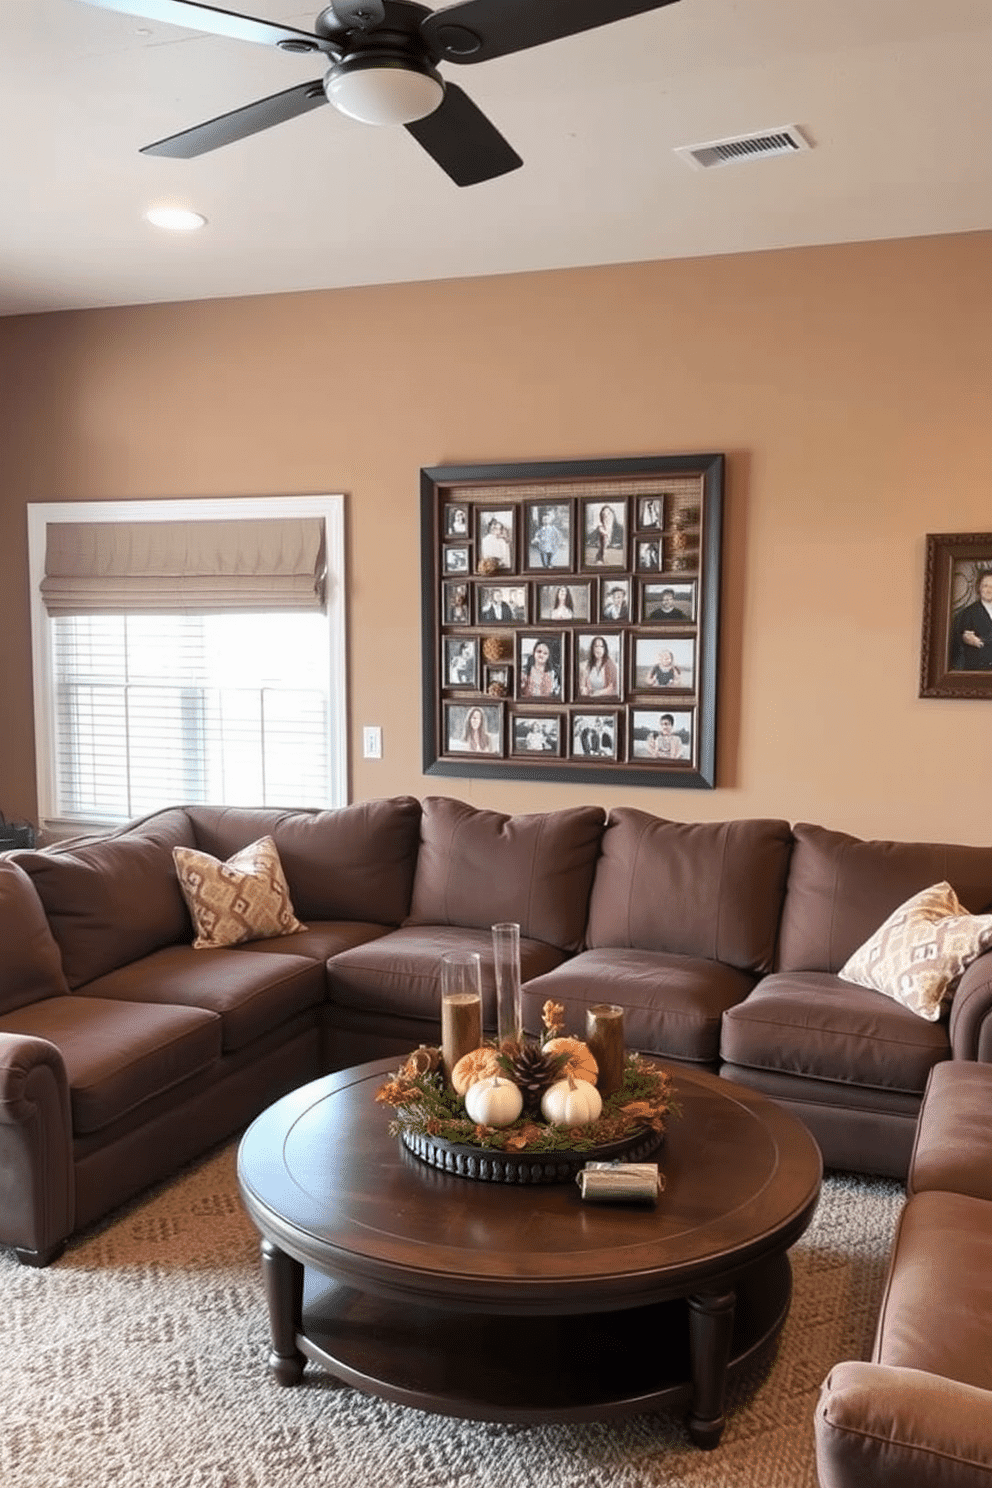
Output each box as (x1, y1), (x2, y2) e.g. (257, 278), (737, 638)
(145, 206), (207, 232)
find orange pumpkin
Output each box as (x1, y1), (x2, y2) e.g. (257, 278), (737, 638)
(542, 1036), (598, 1085)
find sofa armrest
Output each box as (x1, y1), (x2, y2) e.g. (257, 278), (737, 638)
(815, 1361), (992, 1488)
(948, 951), (992, 1062)
(0, 1033), (74, 1264)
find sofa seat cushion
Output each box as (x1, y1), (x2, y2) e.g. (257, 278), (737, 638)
(76, 945), (325, 1054)
(585, 810), (793, 973)
(234, 921), (393, 962)
(405, 797), (605, 952)
(328, 925), (565, 1026)
(876, 1190), (992, 1391)
(13, 809), (196, 988)
(908, 1061), (992, 1201)
(0, 859), (70, 1015)
(522, 949), (756, 1065)
(720, 972), (950, 1095)
(0, 995), (220, 1135)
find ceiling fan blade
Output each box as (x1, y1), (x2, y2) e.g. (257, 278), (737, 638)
(77, 0), (331, 54)
(405, 83), (521, 187)
(421, 0), (680, 65)
(141, 80), (327, 157)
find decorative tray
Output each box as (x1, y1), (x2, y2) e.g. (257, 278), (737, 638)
(400, 1124), (665, 1185)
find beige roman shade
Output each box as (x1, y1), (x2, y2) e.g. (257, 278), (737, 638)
(40, 517), (326, 615)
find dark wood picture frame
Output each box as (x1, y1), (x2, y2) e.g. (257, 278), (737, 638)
(510, 712), (564, 757)
(920, 532), (992, 698)
(421, 453), (724, 787)
(524, 500), (573, 572)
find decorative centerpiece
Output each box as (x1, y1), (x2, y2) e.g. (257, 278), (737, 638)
(376, 995), (676, 1185)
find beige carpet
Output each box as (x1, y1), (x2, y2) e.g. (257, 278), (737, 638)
(0, 1144), (902, 1488)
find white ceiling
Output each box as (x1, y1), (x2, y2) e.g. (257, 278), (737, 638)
(3, 0), (991, 316)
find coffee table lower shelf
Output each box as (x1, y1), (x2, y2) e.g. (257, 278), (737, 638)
(290, 1251), (791, 1431)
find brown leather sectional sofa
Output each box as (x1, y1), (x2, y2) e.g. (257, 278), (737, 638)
(2, 793), (991, 1266)
(815, 1060), (992, 1487)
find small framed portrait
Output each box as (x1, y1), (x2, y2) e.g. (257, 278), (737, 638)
(636, 538), (662, 573)
(511, 713), (563, 756)
(630, 708), (694, 763)
(504, 584), (528, 621)
(442, 581), (471, 624)
(444, 504), (469, 538)
(444, 701), (504, 756)
(641, 581), (697, 623)
(575, 632), (623, 702)
(475, 507), (515, 573)
(517, 633), (565, 702)
(443, 545), (470, 575)
(920, 534), (992, 699)
(478, 583), (526, 623)
(525, 501), (572, 571)
(634, 636), (696, 692)
(638, 496), (662, 530)
(537, 581), (592, 623)
(581, 498), (627, 570)
(599, 577), (631, 623)
(444, 635), (479, 688)
(484, 664), (512, 696)
(571, 711), (620, 760)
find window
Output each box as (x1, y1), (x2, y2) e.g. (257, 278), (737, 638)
(28, 497), (347, 831)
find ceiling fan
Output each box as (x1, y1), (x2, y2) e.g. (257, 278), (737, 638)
(79, 0), (681, 186)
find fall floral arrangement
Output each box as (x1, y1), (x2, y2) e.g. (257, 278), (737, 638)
(376, 1000), (676, 1155)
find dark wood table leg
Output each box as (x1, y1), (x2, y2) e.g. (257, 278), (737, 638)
(686, 1288), (736, 1448)
(261, 1238), (305, 1385)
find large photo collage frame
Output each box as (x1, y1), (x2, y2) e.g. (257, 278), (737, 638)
(421, 454), (724, 788)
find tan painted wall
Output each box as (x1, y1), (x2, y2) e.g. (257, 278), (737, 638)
(1, 232), (989, 843)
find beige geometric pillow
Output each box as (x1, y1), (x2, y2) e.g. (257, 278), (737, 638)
(173, 836), (305, 950)
(839, 881), (992, 1020)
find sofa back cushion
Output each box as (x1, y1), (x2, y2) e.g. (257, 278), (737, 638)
(187, 797), (422, 927)
(14, 809), (196, 988)
(0, 858), (70, 1014)
(585, 810), (793, 973)
(778, 822), (992, 973)
(405, 797), (605, 952)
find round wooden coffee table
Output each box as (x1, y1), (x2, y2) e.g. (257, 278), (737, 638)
(237, 1058), (821, 1447)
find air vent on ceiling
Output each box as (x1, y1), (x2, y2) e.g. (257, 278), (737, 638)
(674, 125), (811, 171)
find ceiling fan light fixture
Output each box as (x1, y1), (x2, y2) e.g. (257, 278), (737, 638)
(323, 54), (444, 126)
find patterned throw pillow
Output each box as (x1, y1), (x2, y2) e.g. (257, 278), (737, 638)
(839, 881), (992, 1020)
(173, 837), (305, 949)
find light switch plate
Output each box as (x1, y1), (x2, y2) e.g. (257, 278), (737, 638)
(362, 726), (382, 759)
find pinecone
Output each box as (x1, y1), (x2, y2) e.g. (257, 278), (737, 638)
(497, 1039), (567, 1113)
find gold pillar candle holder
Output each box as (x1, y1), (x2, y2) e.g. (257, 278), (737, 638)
(440, 952), (483, 1085)
(586, 1002), (625, 1099)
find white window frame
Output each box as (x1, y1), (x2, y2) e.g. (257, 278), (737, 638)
(27, 495), (348, 833)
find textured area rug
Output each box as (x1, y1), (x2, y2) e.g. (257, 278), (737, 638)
(0, 1146), (902, 1488)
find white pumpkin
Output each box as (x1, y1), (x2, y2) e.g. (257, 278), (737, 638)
(542, 1036), (598, 1085)
(541, 1075), (603, 1127)
(464, 1076), (523, 1128)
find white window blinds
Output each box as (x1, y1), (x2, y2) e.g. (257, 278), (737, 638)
(29, 501), (346, 830)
